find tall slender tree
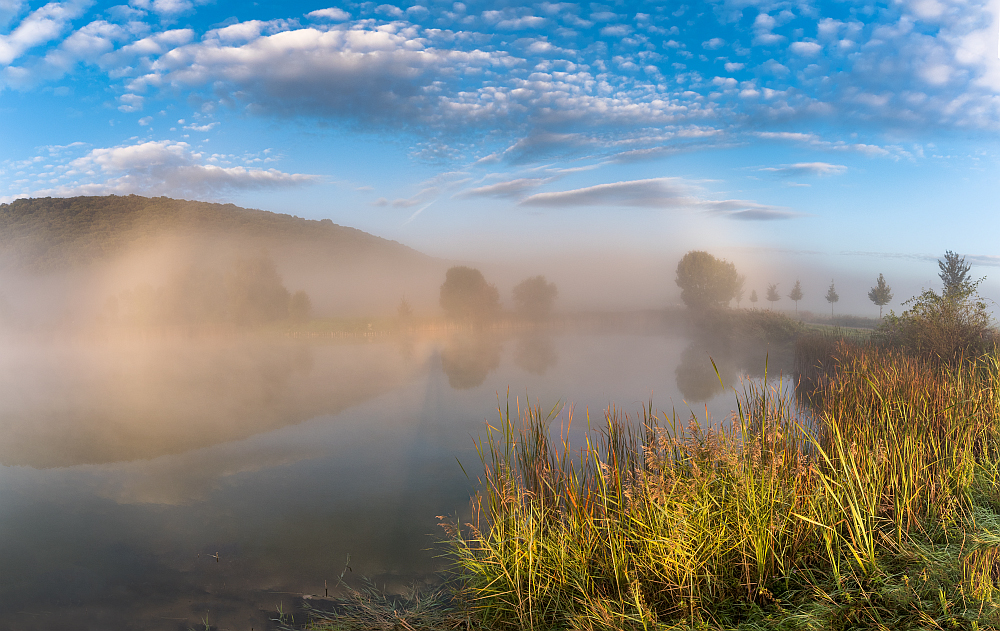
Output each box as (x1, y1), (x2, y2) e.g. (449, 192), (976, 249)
(788, 280), (803, 315)
(938, 250), (974, 300)
(867, 273), (893, 318)
(825, 280), (839, 317)
(749, 289), (758, 307)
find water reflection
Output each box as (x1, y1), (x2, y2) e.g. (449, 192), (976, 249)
(0, 328), (795, 629)
(0, 338), (424, 467)
(439, 332), (502, 389)
(675, 344), (736, 402)
(514, 334), (558, 375)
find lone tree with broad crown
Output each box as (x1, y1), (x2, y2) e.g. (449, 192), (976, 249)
(674, 251), (741, 310)
(868, 273), (893, 318)
(766, 283), (780, 309)
(825, 280), (839, 317)
(440, 266), (501, 321)
(512, 275), (558, 320)
(788, 280), (804, 315)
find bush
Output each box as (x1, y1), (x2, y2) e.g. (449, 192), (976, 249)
(878, 288), (995, 362)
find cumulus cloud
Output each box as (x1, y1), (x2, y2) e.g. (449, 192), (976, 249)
(3, 139), (317, 202)
(760, 162), (848, 176)
(2, 0), (999, 164)
(124, 25), (522, 127)
(305, 7), (350, 21)
(0, 0), (90, 66)
(519, 177), (799, 220)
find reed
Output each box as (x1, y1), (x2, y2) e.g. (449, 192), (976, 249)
(443, 341), (1000, 629)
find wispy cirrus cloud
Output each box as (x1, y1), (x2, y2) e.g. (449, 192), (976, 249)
(760, 162), (848, 176)
(456, 177), (554, 199)
(519, 178), (800, 220)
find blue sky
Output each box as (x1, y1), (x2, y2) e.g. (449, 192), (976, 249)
(1, 0), (999, 313)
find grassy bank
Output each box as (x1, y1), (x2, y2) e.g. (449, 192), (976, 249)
(440, 340), (1000, 630)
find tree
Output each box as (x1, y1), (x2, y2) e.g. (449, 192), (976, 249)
(674, 251), (741, 310)
(225, 253), (291, 325)
(765, 283), (780, 309)
(397, 296), (414, 320)
(825, 280), (839, 317)
(939, 250), (973, 299)
(749, 289), (758, 307)
(512, 275), (558, 320)
(439, 266), (501, 321)
(735, 274), (747, 307)
(289, 290), (312, 323)
(879, 254), (991, 362)
(868, 273), (893, 318)
(788, 280), (803, 315)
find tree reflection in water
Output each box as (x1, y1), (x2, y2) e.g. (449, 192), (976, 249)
(675, 343), (736, 402)
(514, 334), (557, 376)
(440, 332), (502, 389)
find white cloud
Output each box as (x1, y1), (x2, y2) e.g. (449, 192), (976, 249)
(789, 41), (821, 56)
(519, 177), (799, 220)
(0, 0), (90, 66)
(456, 177), (552, 198)
(760, 162), (848, 176)
(118, 92), (144, 111)
(5, 139), (318, 201)
(375, 4), (403, 18)
(305, 7), (350, 21)
(702, 37), (725, 50)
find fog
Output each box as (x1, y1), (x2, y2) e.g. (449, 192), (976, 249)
(0, 196), (995, 629)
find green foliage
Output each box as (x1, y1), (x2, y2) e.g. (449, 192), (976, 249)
(674, 250), (741, 310)
(439, 266), (501, 321)
(0, 194), (423, 272)
(879, 287), (994, 361)
(511, 275), (558, 320)
(788, 280), (804, 314)
(868, 273), (893, 318)
(939, 250), (974, 300)
(445, 345), (1000, 630)
(825, 280), (839, 316)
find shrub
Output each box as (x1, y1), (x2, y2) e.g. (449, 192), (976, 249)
(878, 288), (995, 362)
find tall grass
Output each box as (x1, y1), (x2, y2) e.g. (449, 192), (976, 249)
(444, 341), (1000, 629)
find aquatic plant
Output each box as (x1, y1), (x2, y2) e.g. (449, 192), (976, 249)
(443, 342), (1000, 630)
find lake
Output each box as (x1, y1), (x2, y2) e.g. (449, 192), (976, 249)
(0, 321), (793, 630)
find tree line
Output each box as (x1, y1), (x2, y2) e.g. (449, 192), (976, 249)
(674, 250), (902, 317)
(434, 266), (558, 322)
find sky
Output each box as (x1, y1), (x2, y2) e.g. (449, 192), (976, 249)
(0, 0), (999, 314)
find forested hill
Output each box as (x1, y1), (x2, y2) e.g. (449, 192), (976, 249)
(0, 195), (429, 272)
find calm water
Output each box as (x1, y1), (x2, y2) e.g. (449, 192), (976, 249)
(0, 326), (792, 630)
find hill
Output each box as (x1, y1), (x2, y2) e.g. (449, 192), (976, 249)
(0, 195), (446, 322)
(0, 195), (427, 272)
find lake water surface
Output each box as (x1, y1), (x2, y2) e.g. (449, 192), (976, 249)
(0, 325), (792, 630)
